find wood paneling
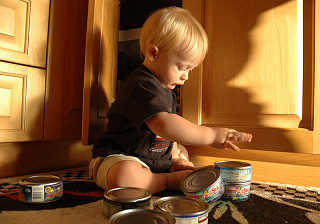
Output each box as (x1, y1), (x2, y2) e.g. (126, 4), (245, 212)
(315, 0), (320, 154)
(0, 73), (24, 130)
(181, 0), (204, 125)
(0, 0), (50, 68)
(44, 0), (88, 140)
(0, 61), (45, 142)
(183, 0), (319, 154)
(0, 140), (92, 179)
(82, 0), (120, 145)
(202, 0), (298, 120)
(186, 145), (320, 188)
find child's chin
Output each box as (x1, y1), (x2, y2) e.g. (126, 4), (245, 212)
(164, 85), (175, 90)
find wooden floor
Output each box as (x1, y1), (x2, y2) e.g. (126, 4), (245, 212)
(186, 145), (320, 188)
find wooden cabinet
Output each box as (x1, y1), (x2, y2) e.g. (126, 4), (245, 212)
(0, 0), (88, 142)
(81, 0), (320, 155)
(0, 0), (49, 142)
(44, 0), (88, 140)
(82, 0), (120, 145)
(0, 0), (92, 178)
(0, 62), (45, 142)
(0, 0), (49, 68)
(182, 0), (320, 187)
(182, 0), (319, 154)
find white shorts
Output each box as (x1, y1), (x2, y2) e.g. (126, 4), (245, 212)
(89, 154), (150, 190)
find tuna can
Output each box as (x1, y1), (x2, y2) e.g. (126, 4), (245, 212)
(154, 196), (209, 224)
(222, 183), (251, 201)
(103, 187), (151, 218)
(215, 161), (252, 184)
(18, 175), (63, 203)
(180, 167), (224, 203)
(110, 208), (176, 224)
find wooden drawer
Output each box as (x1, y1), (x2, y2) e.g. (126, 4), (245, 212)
(0, 61), (45, 142)
(0, 0), (50, 68)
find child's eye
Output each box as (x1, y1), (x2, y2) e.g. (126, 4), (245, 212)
(178, 67), (186, 71)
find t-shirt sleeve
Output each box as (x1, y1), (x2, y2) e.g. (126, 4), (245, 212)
(125, 82), (173, 132)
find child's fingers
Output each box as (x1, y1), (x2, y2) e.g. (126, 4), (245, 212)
(170, 160), (195, 172)
(227, 132), (252, 143)
(223, 141), (240, 151)
(222, 132), (252, 151)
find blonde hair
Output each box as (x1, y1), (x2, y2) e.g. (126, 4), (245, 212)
(140, 6), (208, 66)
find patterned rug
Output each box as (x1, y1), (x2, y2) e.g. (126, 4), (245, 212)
(0, 167), (319, 224)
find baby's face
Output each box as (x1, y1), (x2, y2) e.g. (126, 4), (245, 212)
(151, 51), (197, 90)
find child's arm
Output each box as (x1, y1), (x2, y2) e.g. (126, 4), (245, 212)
(146, 112), (252, 151)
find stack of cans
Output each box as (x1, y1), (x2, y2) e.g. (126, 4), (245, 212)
(180, 167), (224, 203)
(215, 161), (252, 201)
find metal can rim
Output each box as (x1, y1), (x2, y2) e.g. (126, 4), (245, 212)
(180, 166), (220, 193)
(214, 161), (251, 169)
(104, 187), (151, 203)
(154, 196), (208, 216)
(19, 175), (63, 186)
(110, 208), (176, 224)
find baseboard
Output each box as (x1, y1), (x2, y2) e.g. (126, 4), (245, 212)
(0, 140), (93, 179)
(185, 145), (320, 188)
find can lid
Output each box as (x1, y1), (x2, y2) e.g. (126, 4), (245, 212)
(154, 196), (208, 215)
(214, 161), (251, 169)
(180, 167), (220, 193)
(104, 187), (151, 202)
(110, 209), (176, 224)
(19, 175), (62, 185)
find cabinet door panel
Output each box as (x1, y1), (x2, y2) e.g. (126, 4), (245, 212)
(0, 0), (50, 68)
(202, 0), (299, 126)
(82, 0), (119, 145)
(182, 0), (319, 154)
(44, 0), (88, 140)
(0, 62), (45, 142)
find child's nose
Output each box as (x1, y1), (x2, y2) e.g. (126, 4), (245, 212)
(181, 72), (188, 81)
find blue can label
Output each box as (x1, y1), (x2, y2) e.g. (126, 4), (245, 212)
(19, 182), (63, 203)
(222, 184), (250, 201)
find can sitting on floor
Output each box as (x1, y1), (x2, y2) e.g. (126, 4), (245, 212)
(110, 209), (176, 224)
(214, 161), (252, 184)
(103, 187), (151, 218)
(18, 175), (63, 203)
(154, 196), (209, 224)
(215, 161), (252, 201)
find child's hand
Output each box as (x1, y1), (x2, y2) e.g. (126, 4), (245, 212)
(212, 128), (252, 152)
(170, 158), (195, 173)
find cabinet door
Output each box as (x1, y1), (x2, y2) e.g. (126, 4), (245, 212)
(0, 0), (50, 68)
(182, 0), (320, 154)
(0, 62), (45, 142)
(44, 0), (88, 140)
(82, 0), (120, 145)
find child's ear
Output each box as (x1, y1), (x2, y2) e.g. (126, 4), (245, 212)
(146, 44), (159, 61)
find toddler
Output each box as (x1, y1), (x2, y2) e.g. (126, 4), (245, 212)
(89, 6), (252, 194)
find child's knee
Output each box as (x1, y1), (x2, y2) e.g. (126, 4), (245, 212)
(107, 160), (148, 189)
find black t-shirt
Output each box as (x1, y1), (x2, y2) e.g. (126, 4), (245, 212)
(92, 64), (177, 173)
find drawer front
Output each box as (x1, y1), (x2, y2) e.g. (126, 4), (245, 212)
(0, 0), (50, 68)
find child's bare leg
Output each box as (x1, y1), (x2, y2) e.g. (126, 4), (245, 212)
(107, 160), (192, 194)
